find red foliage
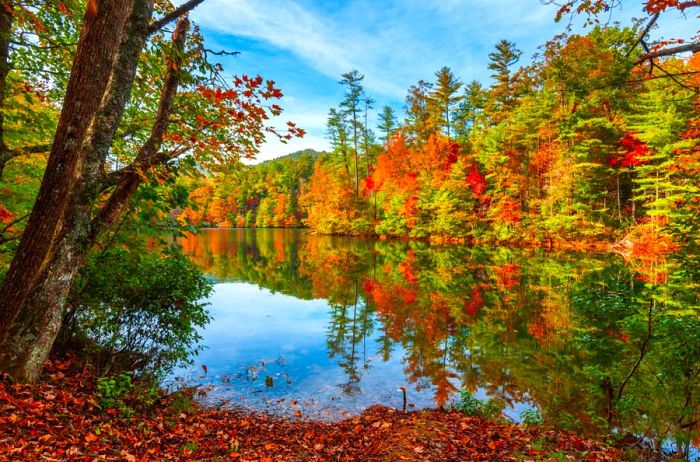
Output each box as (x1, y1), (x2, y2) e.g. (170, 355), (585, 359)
(0, 205), (16, 225)
(466, 168), (487, 196)
(361, 168), (379, 196)
(609, 132), (650, 168)
(463, 287), (485, 317)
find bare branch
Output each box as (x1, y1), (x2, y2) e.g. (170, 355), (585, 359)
(147, 0), (204, 35)
(625, 12), (659, 58)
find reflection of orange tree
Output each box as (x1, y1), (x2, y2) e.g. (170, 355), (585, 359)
(363, 247), (494, 408)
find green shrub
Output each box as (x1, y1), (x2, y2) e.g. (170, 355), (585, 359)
(451, 389), (503, 419)
(66, 245), (212, 379)
(520, 408), (543, 426)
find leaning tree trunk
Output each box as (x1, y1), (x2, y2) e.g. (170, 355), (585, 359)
(0, 0), (154, 383)
(0, 0), (194, 382)
(0, 5), (13, 179)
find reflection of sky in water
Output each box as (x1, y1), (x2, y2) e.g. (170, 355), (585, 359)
(170, 282), (529, 421)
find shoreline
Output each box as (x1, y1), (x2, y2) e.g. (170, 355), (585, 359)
(192, 226), (615, 253)
(0, 358), (622, 461)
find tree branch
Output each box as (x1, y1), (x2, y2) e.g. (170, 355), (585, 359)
(625, 12), (659, 58)
(147, 0), (204, 35)
(101, 145), (191, 191)
(0, 212), (30, 238)
(91, 17), (190, 242)
(617, 299), (654, 401)
(635, 42), (700, 64)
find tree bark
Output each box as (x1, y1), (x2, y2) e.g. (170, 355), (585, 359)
(0, 5), (13, 179)
(90, 17), (189, 242)
(0, 0), (197, 382)
(0, 0), (150, 382)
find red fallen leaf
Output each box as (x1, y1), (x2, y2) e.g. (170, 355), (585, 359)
(0, 359), (622, 461)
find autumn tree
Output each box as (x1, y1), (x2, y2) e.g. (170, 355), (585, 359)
(0, 1), (76, 178)
(548, 0), (699, 63)
(0, 0), (300, 382)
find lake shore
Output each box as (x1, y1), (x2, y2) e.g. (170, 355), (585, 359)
(0, 358), (621, 461)
(196, 225), (615, 253)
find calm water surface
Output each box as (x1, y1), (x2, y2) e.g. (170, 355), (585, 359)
(174, 228), (699, 457)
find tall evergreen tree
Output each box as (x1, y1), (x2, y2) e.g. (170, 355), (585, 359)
(339, 70), (365, 196)
(430, 66), (462, 139)
(363, 95), (375, 176)
(405, 80), (434, 144)
(377, 105), (397, 143)
(327, 107), (349, 170)
(487, 40), (523, 123)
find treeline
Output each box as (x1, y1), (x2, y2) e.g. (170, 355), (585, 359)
(184, 25), (699, 250)
(305, 26), (698, 248)
(177, 149), (321, 228)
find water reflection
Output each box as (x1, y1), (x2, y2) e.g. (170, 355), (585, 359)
(177, 228), (699, 457)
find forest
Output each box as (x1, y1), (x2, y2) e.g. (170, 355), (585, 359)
(0, 0), (698, 460)
(180, 27), (699, 253)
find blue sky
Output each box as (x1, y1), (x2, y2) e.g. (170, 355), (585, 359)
(181, 1), (697, 162)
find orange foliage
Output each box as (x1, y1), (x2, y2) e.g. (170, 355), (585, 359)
(615, 217), (678, 285)
(494, 263), (521, 290)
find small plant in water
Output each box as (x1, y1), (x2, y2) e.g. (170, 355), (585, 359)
(520, 407), (543, 426)
(451, 389), (503, 419)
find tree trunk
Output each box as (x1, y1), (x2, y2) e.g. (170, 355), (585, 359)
(0, 0), (153, 383)
(0, 5), (13, 180)
(352, 106), (359, 197)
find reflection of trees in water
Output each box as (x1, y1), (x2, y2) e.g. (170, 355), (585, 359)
(178, 229), (699, 455)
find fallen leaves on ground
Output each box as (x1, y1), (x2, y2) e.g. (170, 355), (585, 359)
(0, 360), (621, 461)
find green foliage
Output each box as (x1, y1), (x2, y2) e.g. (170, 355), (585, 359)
(451, 390), (503, 419)
(96, 372), (136, 417)
(520, 408), (543, 427)
(67, 246), (212, 379)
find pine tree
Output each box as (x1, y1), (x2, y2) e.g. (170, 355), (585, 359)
(339, 70), (365, 196)
(405, 80), (434, 144)
(377, 105), (397, 143)
(430, 66), (463, 139)
(487, 40), (523, 123)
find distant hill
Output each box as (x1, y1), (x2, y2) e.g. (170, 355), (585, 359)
(257, 148), (327, 166)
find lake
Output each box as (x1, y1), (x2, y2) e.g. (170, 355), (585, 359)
(174, 228), (699, 456)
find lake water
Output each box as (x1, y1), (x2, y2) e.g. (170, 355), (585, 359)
(174, 228), (699, 457)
